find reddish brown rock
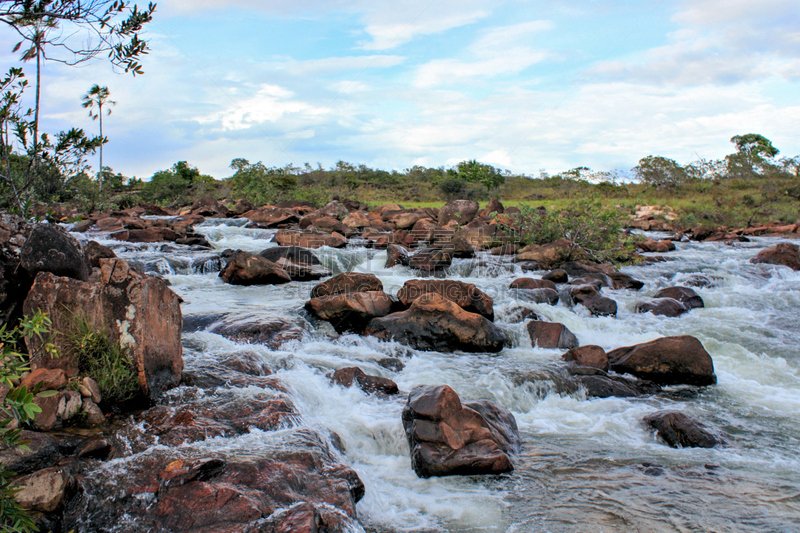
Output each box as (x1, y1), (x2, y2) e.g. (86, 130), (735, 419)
(20, 368), (68, 392)
(385, 244), (410, 268)
(83, 240), (117, 268)
(274, 229), (347, 249)
(509, 278), (557, 291)
(750, 243), (800, 270)
(20, 223), (91, 281)
(607, 336), (716, 386)
(438, 200), (479, 226)
(310, 272), (383, 298)
(111, 227), (179, 243)
(23, 259), (183, 399)
(15, 467), (71, 513)
(515, 238), (577, 269)
(244, 207), (301, 228)
(328, 367), (399, 395)
(397, 279), (494, 320)
(635, 297), (688, 317)
(305, 291), (395, 333)
(409, 247), (453, 272)
(562, 345), (608, 371)
(402, 385), (519, 478)
(527, 321), (579, 350)
(219, 251), (292, 286)
(366, 293), (506, 353)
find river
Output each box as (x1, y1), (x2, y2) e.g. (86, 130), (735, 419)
(78, 219), (800, 533)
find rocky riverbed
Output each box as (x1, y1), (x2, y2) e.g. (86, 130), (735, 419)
(2, 199), (800, 532)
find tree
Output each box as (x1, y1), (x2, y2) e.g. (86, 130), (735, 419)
(82, 84), (115, 183)
(633, 155), (689, 190)
(455, 159), (504, 192)
(728, 134), (780, 179)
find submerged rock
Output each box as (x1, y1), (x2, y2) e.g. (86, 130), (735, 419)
(328, 367), (399, 395)
(402, 385), (519, 478)
(644, 411), (725, 448)
(607, 335), (716, 386)
(635, 297), (688, 317)
(366, 293), (506, 353)
(653, 286), (704, 310)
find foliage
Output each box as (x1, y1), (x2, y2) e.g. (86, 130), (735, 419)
(1, 311), (58, 533)
(633, 155), (689, 190)
(510, 199), (636, 263)
(66, 316), (139, 405)
(0, 67), (103, 214)
(453, 159), (505, 192)
(140, 160), (214, 205)
(82, 84), (115, 182)
(229, 158), (299, 206)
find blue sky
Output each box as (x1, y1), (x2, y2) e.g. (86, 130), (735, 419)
(2, 0), (799, 180)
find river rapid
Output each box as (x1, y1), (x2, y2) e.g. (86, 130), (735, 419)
(78, 219), (800, 533)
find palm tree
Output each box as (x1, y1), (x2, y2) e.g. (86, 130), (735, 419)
(82, 84), (115, 185)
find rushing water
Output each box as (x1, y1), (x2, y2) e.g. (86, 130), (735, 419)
(75, 220), (800, 533)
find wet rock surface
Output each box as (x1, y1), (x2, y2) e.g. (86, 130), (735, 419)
(644, 411), (725, 448)
(607, 335), (716, 386)
(402, 385), (519, 478)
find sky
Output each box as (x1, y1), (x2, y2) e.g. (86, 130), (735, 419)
(1, 0), (799, 180)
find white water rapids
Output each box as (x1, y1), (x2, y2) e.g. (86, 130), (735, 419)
(76, 219), (800, 532)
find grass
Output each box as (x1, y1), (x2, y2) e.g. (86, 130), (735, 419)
(65, 316), (140, 405)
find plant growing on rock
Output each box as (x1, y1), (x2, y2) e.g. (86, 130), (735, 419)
(65, 316), (138, 405)
(0, 311), (57, 533)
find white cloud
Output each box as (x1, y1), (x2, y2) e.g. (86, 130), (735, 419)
(360, 7), (489, 50)
(281, 55), (405, 76)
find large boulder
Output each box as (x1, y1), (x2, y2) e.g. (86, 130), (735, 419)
(402, 385), (519, 478)
(244, 207), (300, 228)
(750, 243), (800, 270)
(607, 336), (716, 386)
(385, 244), (410, 268)
(219, 251), (292, 286)
(259, 247), (331, 281)
(509, 278), (557, 291)
(20, 223), (91, 281)
(0, 214), (33, 328)
(396, 279), (494, 320)
(635, 297), (688, 317)
(409, 247), (453, 272)
(527, 321), (579, 350)
(562, 345), (608, 371)
(23, 259), (183, 399)
(305, 291), (395, 333)
(643, 411), (725, 448)
(366, 293), (506, 353)
(515, 239), (576, 269)
(310, 272), (383, 298)
(438, 200), (479, 227)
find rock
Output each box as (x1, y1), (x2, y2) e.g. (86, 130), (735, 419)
(0, 431), (72, 475)
(562, 345), (608, 371)
(14, 467), (71, 513)
(32, 394), (61, 430)
(402, 385), (519, 478)
(260, 245), (322, 265)
(515, 239), (576, 269)
(644, 411), (725, 448)
(385, 244), (410, 268)
(310, 272), (383, 298)
(111, 227), (180, 243)
(409, 247), (453, 272)
(82, 376), (102, 404)
(20, 368), (68, 391)
(305, 291), (395, 333)
(219, 251), (292, 286)
(58, 390), (83, 421)
(542, 269), (568, 284)
(561, 261), (644, 290)
(20, 223), (91, 281)
(191, 196), (231, 217)
(24, 259), (183, 400)
(328, 367), (399, 395)
(82, 399), (106, 426)
(491, 243), (517, 255)
(479, 198), (505, 217)
(95, 216), (123, 231)
(383, 209), (427, 230)
(607, 336), (716, 386)
(654, 286), (704, 310)
(377, 357), (405, 371)
(62, 428), (364, 533)
(366, 293), (506, 353)
(438, 200), (479, 226)
(527, 321), (579, 349)
(635, 298), (688, 317)
(139, 202), (173, 216)
(273, 256), (332, 282)
(301, 215), (353, 236)
(342, 212), (371, 229)
(209, 315), (307, 349)
(317, 200), (350, 220)
(509, 278), (557, 291)
(750, 243), (800, 270)
(581, 295), (618, 317)
(396, 279), (494, 320)
(637, 237), (676, 253)
(233, 198), (255, 215)
(274, 229), (348, 249)
(567, 283), (601, 305)
(513, 288), (559, 306)
(571, 368), (661, 398)
(83, 240), (117, 268)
